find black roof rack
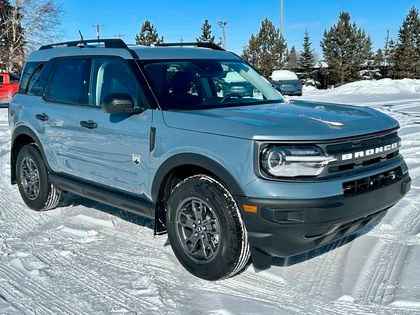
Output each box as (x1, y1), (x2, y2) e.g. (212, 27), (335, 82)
(155, 42), (224, 51)
(39, 39), (128, 50)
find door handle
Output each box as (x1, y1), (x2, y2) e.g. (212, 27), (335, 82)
(80, 120), (98, 129)
(35, 113), (49, 121)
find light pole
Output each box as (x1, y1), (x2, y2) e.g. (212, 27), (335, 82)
(280, 0), (284, 37)
(218, 21), (228, 49)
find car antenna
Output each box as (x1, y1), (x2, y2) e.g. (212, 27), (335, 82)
(79, 30), (84, 42)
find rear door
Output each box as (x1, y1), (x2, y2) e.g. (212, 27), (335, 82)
(74, 57), (152, 196)
(39, 57), (91, 176)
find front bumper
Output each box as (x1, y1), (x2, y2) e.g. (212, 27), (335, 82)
(236, 171), (411, 261)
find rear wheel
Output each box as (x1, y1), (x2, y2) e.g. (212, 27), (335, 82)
(166, 175), (250, 280)
(16, 144), (61, 211)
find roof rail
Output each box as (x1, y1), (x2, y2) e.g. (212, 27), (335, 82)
(39, 38), (128, 50)
(155, 42), (225, 51)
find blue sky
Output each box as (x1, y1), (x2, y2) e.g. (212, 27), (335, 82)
(58, 0), (418, 56)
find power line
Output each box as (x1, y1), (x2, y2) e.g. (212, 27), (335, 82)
(114, 33), (125, 39)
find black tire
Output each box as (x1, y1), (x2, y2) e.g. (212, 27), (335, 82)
(166, 175), (250, 280)
(16, 144), (61, 211)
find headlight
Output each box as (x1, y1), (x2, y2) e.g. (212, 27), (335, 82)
(260, 145), (336, 178)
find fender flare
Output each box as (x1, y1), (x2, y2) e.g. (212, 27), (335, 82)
(10, 125), (51, 184)
(151, 152), (246, 203)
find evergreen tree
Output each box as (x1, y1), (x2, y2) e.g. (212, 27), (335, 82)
(389, 7), (420, 78)
(196, 20), (215, 43)
(374, 48), (384, 67)
(385, 38), (396, 71)
(321, 12), (372, 85)
(242, 18), (287, 78)
(374, 48), (385, 77)
(298, 30), (316, 80)
(286, 46), (298, 69)
(135, 21), (163, 46)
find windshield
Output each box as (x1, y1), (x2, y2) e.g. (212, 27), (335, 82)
(142, 60), (283, 110)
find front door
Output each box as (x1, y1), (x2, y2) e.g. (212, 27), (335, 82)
(74, 57), (152, 197)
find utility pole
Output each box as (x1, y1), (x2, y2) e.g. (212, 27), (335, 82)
(218, 21), (228, 49)
(92, 24), (104, 40)
(384, 30), (390, 67)
(280, 0), (284, 37)
(114, 33), (125, 39)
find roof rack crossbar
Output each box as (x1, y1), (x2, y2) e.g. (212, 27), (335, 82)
(155, 42), (224, 51)
(39, 39), (128, 50)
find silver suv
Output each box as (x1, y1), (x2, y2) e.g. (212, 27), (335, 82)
(9, 39), (411, 280)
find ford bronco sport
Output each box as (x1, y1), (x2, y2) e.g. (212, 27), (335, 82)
(9, 39), (411, 280)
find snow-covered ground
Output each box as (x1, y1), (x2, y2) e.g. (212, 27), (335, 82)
(0, 80), (420, 314)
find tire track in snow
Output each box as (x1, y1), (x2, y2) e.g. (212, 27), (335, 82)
(0, 264), (91, 315)
(36, 251), (164, 313)
(352, 202), (420, 306)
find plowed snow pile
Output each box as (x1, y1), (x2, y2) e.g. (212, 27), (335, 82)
(330, 79), (420, 95)
(0, 79), (419, 314)
(302, 79), (420, 104)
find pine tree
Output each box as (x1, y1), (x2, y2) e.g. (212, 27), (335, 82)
(389, 7), (420, 79)
(374, 49), (384, 67)
(242, 18), (287, 78)
(298, 30), (316, 80)
(321, 12), (372, 85)
(286, 46), (298, 69)
(196, 20), (215, 43)
(135, 21), (163, 46)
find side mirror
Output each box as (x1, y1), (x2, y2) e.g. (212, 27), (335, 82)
(102, 93), (144, 114)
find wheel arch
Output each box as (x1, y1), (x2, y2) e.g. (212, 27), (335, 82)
(152, 153), (246, 234)
(11, 126), (49, 185)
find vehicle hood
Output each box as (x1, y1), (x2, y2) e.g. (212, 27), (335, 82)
(162, 100), (399, 141)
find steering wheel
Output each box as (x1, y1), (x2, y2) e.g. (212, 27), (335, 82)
(220, 93), (243, 103)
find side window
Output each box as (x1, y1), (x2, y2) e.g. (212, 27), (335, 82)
(19, 62), (40, 94)
(48, 58), (87, 104)
(27, 64), (45, 95)
(89, 58), (146, 107)
(0, 76), (3, 84)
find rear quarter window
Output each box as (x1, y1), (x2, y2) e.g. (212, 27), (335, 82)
(19, 62), (41, 94)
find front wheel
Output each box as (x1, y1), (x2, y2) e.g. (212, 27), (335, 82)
(16, 144), (62, 211)
(166, 175), (250, 280)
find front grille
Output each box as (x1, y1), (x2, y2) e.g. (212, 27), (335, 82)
(328, 151), (399, 173)
(342, 167), (402, 195)
(321, 130), (401, 176)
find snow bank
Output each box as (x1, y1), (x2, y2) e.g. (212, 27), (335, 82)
(297, 79), (420, 105)
(303, 85), (318, 91)
(327, 79), (420, 95)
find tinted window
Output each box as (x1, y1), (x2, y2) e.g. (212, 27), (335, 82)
(19, 62), (40, 94)
(0, 76), (3, 84)
(143, 60), (283, 110)
(27, 64), (45, 95)
(48, 58), (87, 104)
(90, 58), (146, 107)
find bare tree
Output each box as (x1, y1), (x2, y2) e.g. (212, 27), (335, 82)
(0, 0), (61, 71)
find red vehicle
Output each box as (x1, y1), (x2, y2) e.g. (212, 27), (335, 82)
(0, 72), (19, 104)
